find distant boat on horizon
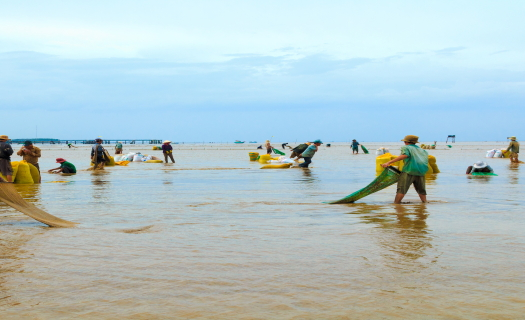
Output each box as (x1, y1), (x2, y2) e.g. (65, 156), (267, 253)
(234, 140), (245, 144)
(249, 141), (257, 143)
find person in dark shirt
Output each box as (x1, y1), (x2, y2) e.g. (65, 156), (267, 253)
(0, 135), (14, 182)
(162, 140), (175, 163)
(351, 139), (360, 154)
(91, 138), (107, 170)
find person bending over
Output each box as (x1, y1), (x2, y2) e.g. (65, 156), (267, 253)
(115, 141), (123, 154)
(290, 142), (311, 159)
(466, 161), (493, 174)
(49, 158), (77, 174)
(297, 140), (323, 168)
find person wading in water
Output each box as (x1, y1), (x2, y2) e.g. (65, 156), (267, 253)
(381, 135), (429, 204)
(162, 140), (175, 163)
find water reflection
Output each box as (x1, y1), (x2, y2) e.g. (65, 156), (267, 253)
(466, 175), (494, 184)
(349, 203), (433, 268)
(298, 168), (318, 189)
(14, 184), (42, 204)
(425, 173), (438, 185)
(508, 163), (519, 184)
(91, 171), (111, 202)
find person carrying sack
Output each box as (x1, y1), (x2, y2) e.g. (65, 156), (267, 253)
(506, 136), (520, 163)
(290, 142), (311, 160)
(91, 138), (107, 170)
(297, 140), (323, 168)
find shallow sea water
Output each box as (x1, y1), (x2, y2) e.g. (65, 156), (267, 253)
(1, 142), (524, 319)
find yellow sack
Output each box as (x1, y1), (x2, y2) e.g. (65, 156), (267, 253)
(260, 163), (292, 169)
(14, 160), (34, 184)
(91, 155), (116, 167)
(28, 163), (40, 183)
(389, 154), (404, 171)
(258, 154), (272, 164)
(106, 156), (116, 166)
(376, 153), (393, 173)
(115, 161), (130, 166)
(428, 155), (440, 173)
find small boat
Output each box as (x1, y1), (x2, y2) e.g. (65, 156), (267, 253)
(234, 140), (245, 144)
(249, 141), (257, 143)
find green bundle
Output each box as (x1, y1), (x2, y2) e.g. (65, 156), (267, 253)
(272, 148), (286, 156)
(472, 172), (498, 176)
(329, 166), (401, 204)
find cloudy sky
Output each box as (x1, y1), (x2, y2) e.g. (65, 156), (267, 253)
(1, 1), (523, 142)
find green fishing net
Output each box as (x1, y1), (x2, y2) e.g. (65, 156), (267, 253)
(329, 166), (401, 204)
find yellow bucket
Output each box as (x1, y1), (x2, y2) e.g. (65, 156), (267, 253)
(249, 152), (259, 161)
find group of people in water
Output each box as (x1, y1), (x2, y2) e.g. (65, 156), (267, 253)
(0, 136), (178, 181)
(0, 135), (77, 183)
(262, 139), (323, 168)
(0, 134), (521, 204)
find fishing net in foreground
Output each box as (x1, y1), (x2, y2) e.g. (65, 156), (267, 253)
(329, 166), (401, 204)
(0, 183), (77, 227)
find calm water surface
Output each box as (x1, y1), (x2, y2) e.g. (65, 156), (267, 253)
(1, 142), (524, 319)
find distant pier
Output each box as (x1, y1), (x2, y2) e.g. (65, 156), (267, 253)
(9, 138), (163, 145)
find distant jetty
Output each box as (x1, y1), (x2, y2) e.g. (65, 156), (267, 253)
(8, 139), (163, 145)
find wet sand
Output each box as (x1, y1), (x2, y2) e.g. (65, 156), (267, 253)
(1, 142), (524, 319)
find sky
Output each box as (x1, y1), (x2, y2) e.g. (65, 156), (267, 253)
(1, 0), (524, 142)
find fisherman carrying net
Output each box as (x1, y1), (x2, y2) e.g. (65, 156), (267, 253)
(381, 135), (429, 204)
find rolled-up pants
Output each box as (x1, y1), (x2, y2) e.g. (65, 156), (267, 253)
(164, 153), (175, 163)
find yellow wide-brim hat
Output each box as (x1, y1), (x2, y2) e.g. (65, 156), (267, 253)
(0, 135), (9, 140)
(401, 135), (419, 143)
